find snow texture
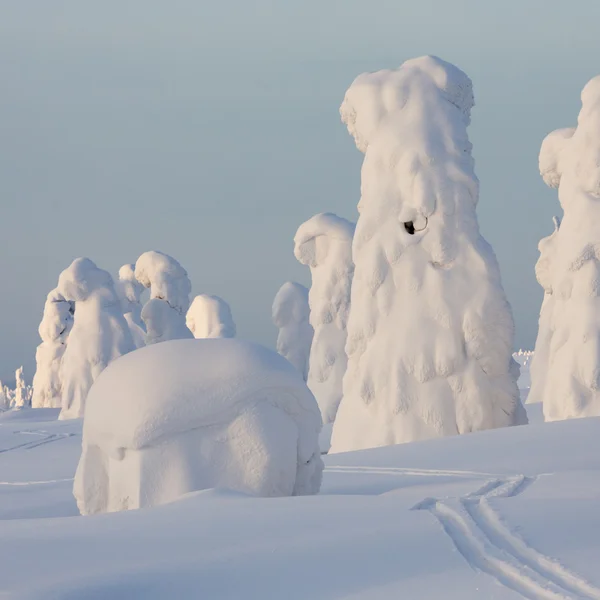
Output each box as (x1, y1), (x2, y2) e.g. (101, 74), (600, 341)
(186, 294), (236, 339)
(272, 281), (313, 381)
(527, 217), (560, 406)
(331, 56), (525, 453)
(74, 338), (323, 514)
(57, 258), (136, 420)
(135, 251), (192, 345)
(536, 75), (600, 421)
(294, 213), (354, 447)
(116, 263), (146, 349)
(31, 289), (74, 409)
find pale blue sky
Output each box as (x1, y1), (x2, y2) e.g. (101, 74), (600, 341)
(0, 1), (599, 380)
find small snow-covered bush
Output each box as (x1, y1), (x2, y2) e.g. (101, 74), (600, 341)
(272, 282), (313, 381)
(74, 339), (323, 514)
(116, 264), (146, 349)
(135, 251), (193, 344)
(186, 294), (236, 339)
(58, 258), (136, 420)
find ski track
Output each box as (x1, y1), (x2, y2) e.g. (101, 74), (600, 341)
(0, 430), (76, 455)
(325, 465), (499, 478)
(414, 475), (600, 600)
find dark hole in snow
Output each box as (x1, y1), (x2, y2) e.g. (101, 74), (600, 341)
(404, 221), (415, 235)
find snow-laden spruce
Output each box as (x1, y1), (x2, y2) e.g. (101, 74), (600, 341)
(527, 217), (560, 405)
(13, 367), (32, 409)
(58, 258), (136, 420)
(74, 339), (324, 514)
(535, 76), (600, 420)
(135, 251), (193, 344)
(294, 213), (354, 448)
(186, 294), (236, 339)
(272, 282), (313, 381)
(116, 264), (146, 349)
(31, 289), (74, 408)
(330, 56), (525, 452)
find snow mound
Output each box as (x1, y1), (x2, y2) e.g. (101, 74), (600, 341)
(272, 282), (313, 381)
(74, 339), (323, 514)
(186, 294), (236, 339)
(331, 56), (524, 453)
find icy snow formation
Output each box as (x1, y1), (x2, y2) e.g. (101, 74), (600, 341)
(58, 258), (136, 420)
(527, 217), (560, 406)
(294, 213), (354, 447)
(31, 289), (74, 408)
(536, 76), (600, 420)
(186, 294), (236, 339)
(74, 338), (323, 514)
(331, 56), (525, 453)
(116, 264), (146, 349)
(135, 251), (192, 345)
(13, 367), (32, 409)
(272, 282), (313, 381)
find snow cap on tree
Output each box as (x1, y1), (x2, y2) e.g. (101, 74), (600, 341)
(186, 294), (236, 339)
(116, 263), (146, 348)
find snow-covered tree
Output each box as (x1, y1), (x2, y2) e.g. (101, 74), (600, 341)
(116, 263), (146, 349)
(186, 294), (236, 339)
(294, 213), (354, 443)
(13, 366), (32, 409)
(331, 56), (525, 453)
(536, 76), (600, 420)
(58, 258), (136, 420)
(31, 289), (74, 408)
(0, 383), (7, 411)
(272, 282), (313, 381)
(135, 251), (193, 345)
(527, 217), (560, 405)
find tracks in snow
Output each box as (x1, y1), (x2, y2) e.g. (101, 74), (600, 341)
(413, 475), (600, 600)
(0, 430), (76, 455)
(325, 465), (498, 478)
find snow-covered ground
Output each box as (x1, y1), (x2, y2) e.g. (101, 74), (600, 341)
(1, 400), (598, 599)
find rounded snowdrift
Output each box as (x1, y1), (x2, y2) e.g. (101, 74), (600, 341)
(74, 339), (324, 514)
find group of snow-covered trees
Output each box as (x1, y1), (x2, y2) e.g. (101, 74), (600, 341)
(27, 251), (236, 419)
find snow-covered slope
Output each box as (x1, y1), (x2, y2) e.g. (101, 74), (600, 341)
(0, 407), (599, 599)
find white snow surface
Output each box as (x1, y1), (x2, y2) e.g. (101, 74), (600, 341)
(135, 251), (192, 344)
(294, 213), (354, 445)
(272, 281), (313, 381)
(116, 263), (146, 349)
(534, 75), (600, 421)
(331, 56), (524, 453)
(185, 294), (236, 339)
(31, 289), (74, 409)
(0, 405), (599, 599)
(74, 339), (323, 514)
(57, 258), (136, 420)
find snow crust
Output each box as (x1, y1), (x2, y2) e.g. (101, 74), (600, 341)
(57, 258), (136, 420)
(331, 56), (525, 453)
(272, 281), (313, 381)
(186, 294), (236, 339)
(116, 263), (146, 349)
(74, 338), (323, 513)
(31, 289), (74, 409)
(135, 251), (192, 345)
(534, 76), (600, 420)
(294, 213), (354, 446)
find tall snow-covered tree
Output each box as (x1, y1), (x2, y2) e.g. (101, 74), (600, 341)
(13, 367), (32, 409)
(32, 288), (74, 408)
(135, 251), (193, 344)
(186, 294), (236, 339)
(535, 76), (600, 420)
(58, 258), (135, 420)
(294, 213), (354, 444)
(272, 282), (313, 382)
(116, 264), (146, 349)
(331, 56), (525, 453)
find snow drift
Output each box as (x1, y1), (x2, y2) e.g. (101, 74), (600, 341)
(186, 294), (236, 339)
(294, 213), (354, 448)
(58, 258), (136, 420)
(535, 76), (600, 420)
(31, 289), (74, 408)
(74, 338), (323, 514)
(116, 264), (146, 349)
(331, 56), (525, 453)
(135, 251), (193, 344)
(272, 282), (313, 381)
